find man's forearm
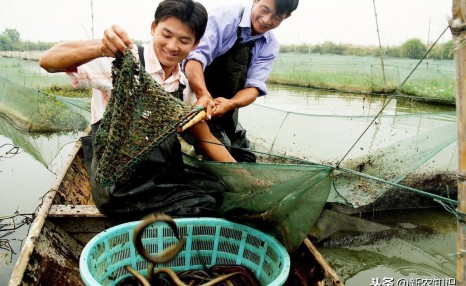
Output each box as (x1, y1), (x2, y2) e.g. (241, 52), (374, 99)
(39, 39), (102, 73)
(229, 87), (259, 109)
(184, 59), (210, 98)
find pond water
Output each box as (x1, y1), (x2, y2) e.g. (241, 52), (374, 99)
(319, 208), (456, 285)
(0, 119), (82, 285)
(0, 83), (458, 285)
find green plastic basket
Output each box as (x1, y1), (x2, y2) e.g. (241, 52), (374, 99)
(80, 217), (290, 286)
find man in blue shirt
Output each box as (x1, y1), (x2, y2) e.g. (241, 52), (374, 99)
(183, 0), (299, 162)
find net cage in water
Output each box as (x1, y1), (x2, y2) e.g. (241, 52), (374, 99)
(184, 155), (333, 251)
(238, 99), (458, 210)
(0, 56), (90, 131)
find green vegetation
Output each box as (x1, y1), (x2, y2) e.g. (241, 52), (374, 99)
(280, 38), (454, 60)
(41, 85), (92, 98)
(268, 53), (455, 103)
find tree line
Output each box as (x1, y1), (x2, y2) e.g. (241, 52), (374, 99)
(0, 28), (454, 60)
(280, 38), (454, 60)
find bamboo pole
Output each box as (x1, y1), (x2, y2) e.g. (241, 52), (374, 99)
(451, 1), (466, 285)
(372, 0), (386, 86)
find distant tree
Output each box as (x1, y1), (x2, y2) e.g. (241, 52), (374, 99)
(430, 40), (454, 60)
(0, 34), (13, 50)
(0, 28), (20, 50)
(4, 28), (20, 43)
(277, 39), (455, 61)
(319, 41), (344, 55)
(400, 38), (427, 59)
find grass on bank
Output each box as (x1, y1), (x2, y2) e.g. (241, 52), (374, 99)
(268, 53), (456, 103)
(41, 85), (92, 98)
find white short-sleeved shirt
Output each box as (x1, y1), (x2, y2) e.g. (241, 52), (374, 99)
(67, 42), (196, 124)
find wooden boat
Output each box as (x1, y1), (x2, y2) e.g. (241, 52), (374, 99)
(7, 129), (343, 286)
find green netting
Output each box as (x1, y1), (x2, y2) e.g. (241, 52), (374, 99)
(93, 49), (195, 186)
(184, 155), (333, 251)
(0, 56), (90, 131)
(0, 55), (70, 87)
(239, 103), (457, 209)
(269, 53), (455, 99)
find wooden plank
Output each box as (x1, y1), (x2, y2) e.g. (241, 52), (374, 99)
(21, 220), (85, 286)
(48, 205), (105, 217)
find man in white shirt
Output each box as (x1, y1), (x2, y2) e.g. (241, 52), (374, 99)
(39, 0), (232, 218)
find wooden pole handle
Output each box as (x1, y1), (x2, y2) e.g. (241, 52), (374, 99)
(179, 110), (206, 132)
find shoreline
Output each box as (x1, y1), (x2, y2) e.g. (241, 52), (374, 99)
(1, 51), (456, 106)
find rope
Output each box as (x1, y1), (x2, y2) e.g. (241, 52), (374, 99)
(336, 25), (451, 167)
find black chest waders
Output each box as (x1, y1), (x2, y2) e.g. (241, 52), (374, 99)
(203, 27), (257, 163)
(81, 46), (226, 220)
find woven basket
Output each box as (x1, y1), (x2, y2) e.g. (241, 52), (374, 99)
(80, 217), (290, 286)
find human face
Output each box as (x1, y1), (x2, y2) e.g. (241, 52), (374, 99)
(151, 17), (198, 76)
(251, 0), (288, 35)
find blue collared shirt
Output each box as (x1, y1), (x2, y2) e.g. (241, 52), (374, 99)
(184, 3), (279, 96)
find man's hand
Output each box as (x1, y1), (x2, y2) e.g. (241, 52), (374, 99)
(195, 94), (216, 119)
(212, 97), (235, 118)
(99, 25), (134, 58)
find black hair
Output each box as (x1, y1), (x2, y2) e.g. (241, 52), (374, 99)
(274, 0), (299, 16)
(154, 0), (208, 42)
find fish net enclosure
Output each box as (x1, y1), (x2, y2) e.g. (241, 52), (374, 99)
(239, 99), (457, 211)
(93, 49), (193, 186)
(0, 56), (90, 131)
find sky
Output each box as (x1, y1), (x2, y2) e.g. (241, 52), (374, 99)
(0, 0), (453, 47)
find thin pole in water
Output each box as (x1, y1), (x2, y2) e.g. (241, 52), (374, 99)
(372, 0), (386, 86)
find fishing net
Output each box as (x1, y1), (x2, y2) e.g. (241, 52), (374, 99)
(184, 155), (333, 251)
(93, 49), (200, 187)
(0, 56), (90, 131)
(238, 98), (457, 210)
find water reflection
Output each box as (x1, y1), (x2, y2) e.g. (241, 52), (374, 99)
(0, 117), (83, 285)
(317, 209), (456, 285)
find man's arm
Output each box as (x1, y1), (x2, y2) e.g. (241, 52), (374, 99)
(39, 25), (133, 73)
(187, 121), (236, 162)
(185, 59), (259, 119)
(184, 59), (216, 118)
(212, 87), (259, 118)
(39, 39), (103, 73)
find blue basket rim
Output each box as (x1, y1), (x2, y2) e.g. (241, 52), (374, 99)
(80, 217), (291, 286)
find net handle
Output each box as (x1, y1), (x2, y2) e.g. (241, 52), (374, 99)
(178, 108), (206, 132)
